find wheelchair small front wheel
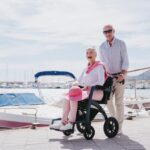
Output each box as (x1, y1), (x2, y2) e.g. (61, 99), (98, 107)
(63, 131), (72, 136)
(76, 123), (86, 133)
(83, 126), (95, 140)
(104, 117), (119, 138)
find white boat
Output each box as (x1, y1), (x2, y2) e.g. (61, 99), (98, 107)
(0, 93), (62, 129)
(124, 97), (150, 119)
(0, 71), (76, 129)
(125, 97), (150, 111)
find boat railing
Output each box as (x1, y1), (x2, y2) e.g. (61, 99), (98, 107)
(0, 106), (38, 124)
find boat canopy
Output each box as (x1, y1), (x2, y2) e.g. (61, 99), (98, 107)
(0, 93), (45, 107)
(34, 71), (76, 80)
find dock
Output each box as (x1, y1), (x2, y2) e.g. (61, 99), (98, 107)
(0, 117), (150, 150)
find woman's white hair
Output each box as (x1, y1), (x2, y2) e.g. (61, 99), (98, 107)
(86, 47), (97, 56)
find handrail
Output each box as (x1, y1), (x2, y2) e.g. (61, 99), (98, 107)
(128, 67), (150, 73)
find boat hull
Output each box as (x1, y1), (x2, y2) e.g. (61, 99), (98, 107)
(0, 105), (62, 129)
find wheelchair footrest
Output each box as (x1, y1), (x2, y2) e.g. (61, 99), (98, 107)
(50, 127), (74, 134)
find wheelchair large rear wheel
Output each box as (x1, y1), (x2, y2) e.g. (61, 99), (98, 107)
(83, 126), (95, 140)
(104, 117), (119, 138)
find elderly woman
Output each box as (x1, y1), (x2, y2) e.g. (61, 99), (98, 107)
(50, 48), (107, 131)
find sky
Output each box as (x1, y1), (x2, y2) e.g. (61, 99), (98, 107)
(0, 0), (150, 81)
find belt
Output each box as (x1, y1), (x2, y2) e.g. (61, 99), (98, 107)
(108, 72), (121, 76)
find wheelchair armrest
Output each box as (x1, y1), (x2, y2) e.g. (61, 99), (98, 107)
(88, 86), (95, 100)
(88, 85), (104, 100)
(95, 85), (104, 90)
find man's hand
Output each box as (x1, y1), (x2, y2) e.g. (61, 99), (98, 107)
(117, 74), (124, 82)
(117, 69), (127, 82)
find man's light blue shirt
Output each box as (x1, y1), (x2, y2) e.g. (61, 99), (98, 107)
(99, 37), (129, 74)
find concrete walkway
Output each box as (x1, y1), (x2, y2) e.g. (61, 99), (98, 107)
(0, 117), (150, 150)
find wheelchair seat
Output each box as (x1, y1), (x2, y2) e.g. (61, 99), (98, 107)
(77, 77), (113, 121)
(78, 76), (113, 107)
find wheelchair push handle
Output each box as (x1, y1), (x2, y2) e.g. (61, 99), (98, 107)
(111, 75), (125, 85)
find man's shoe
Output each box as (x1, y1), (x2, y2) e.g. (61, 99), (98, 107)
(60, 122), (73, 131)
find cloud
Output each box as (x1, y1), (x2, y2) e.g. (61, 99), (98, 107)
(0, 0), (150, 80)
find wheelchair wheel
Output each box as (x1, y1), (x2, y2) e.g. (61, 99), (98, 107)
(104, 117), (119, 138)
(63, 131), (72, 136)
(76, 123), (86, 133)
(83, 126), (95, 140)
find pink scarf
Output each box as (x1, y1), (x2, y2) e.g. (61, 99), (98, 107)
(86, 61), (100, 74)
(86, 61), (108, 80)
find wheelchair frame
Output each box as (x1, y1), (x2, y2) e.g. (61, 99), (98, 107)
(51, 77), (119, 140)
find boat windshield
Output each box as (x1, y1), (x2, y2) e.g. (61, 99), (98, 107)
(0, 93), (45, 107)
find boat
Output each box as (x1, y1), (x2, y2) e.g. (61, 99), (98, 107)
(0, 93), (62, 129)
(0, 71), (76, 129)
(123, 97), (150, 120)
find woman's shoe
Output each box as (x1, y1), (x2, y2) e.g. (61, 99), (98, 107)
(60, 122), (73, 131)
(50, 123), (64, 130)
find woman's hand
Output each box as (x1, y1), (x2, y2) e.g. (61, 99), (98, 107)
(82, 86), (90, 91)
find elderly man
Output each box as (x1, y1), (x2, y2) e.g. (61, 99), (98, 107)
(99, 25), (129, 134)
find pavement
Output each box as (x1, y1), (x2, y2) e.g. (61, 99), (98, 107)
(0, 116), (150, 150)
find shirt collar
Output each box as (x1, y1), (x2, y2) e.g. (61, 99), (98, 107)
(106, 37), (116, 47)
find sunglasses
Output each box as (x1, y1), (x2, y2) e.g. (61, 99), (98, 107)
(103, 29), (113, 34)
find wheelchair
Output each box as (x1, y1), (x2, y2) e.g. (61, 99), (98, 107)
(51, 76), (119, 140)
